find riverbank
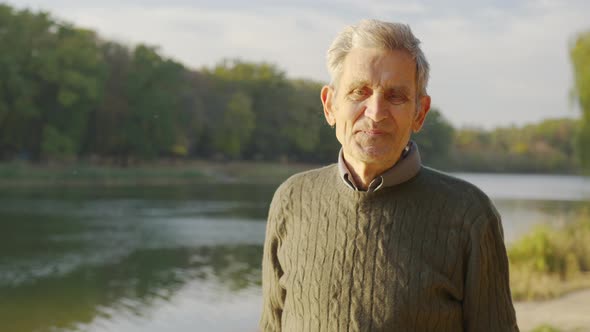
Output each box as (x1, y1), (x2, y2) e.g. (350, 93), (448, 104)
(509, 210), (590, 331)
(0, 160), (316, 187)
(516, 289), (590, 331)
(508, 212), (590, 301)
(3, 160), (588, 187)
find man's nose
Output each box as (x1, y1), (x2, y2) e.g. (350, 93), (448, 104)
(364, 94), (389, 122)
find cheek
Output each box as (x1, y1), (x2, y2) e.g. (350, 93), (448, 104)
(335, 122), (348, 145)
(346, 106), (365, 128)
(393, 107), (417, 126)
(334, 107), (352, 128)
(334, 102), (364, 136)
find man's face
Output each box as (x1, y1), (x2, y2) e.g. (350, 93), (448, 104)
(321, 47), (431, 170)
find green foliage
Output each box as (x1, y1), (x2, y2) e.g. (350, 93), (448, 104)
(208, 58), (285, 82)
(123, 45), (185, 160)
(575, 119), (590, 170)
(530, 325), (562, 332)
(40, 125), (75, 159)
(0, 3), (584, 173)
(202, 60), (334, 162)
(0, 5), (105, 161)
(570, 30), (590, 171)
(509, 226), (561, 274)
(0, 5), (51, 158)
(213, 92), (255, 158)
(449, 118), (579, 173)
(508, 209), (590, 300)
(509, 218), (590, 277)
(413, 108), (454, 168)
(282, 79), (328, 160)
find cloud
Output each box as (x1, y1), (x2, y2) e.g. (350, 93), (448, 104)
(11, 2), (341, 80)
(5, 0), (589, 127)
(415, 2), (588, 127)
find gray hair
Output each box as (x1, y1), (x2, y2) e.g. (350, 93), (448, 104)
(326, 19), (430, 96)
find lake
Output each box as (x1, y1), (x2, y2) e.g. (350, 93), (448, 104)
(1, 173), (589, 332)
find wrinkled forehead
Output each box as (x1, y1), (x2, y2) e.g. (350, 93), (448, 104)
(339, 47), (417, 90)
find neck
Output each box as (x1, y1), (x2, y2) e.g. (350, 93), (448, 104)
(343, 153), (399, 191)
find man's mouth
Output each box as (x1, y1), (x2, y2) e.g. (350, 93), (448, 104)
(358, 129), (387, 136)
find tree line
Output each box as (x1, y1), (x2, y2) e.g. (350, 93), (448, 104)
(0, 4), (588, 173)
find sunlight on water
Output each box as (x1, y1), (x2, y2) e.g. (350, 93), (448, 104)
(0, 175), (588, 332)
(454, 173), (590, 201)
(78, 280), (262, 332)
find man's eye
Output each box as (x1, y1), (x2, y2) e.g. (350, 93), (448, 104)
(350, 88), (369, 99)
(388, 95), (408, 104)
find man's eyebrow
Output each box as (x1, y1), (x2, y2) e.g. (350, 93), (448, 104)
(345, 80), (412, 94)
(346, 79), (370, 90)
(385, 85), (411, 94)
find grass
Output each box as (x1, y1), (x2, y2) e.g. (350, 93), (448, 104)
(530, 325), (562, 332)
(508, 207), (590, 301)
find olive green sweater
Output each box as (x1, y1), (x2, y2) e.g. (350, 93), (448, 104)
(259, 165), (519, 331)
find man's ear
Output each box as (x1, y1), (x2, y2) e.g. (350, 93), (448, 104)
(412, 95), (431, 133)
(321, 85), (335, 126)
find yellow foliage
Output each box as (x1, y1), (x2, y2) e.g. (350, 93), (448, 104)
(170, 144), (188, 157)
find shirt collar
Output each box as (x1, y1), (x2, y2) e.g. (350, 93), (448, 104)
(337, 141), (422, 192)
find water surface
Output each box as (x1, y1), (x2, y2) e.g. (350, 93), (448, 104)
(1, 173), (588, 331)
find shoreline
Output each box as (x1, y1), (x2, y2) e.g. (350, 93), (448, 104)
(0, 160), (317, 187)
(1, 161), (586, 187)
(515, 288), (590, 331)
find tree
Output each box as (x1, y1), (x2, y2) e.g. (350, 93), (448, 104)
(412, 108), (455, 168)
(570, 30), (590, 171)
(41, 124), (76, 159)
(38, 25), (105, 161)
(281, 79), (324, 161)
(175, 70), (207, 158)
(0, 5), (105, 161)
(212, 91), (255, 158)
(121, 45), (185, 162)
(205, 60), (292, 160)
(84, 41), (132, 160)
(0, 6), (54, 160)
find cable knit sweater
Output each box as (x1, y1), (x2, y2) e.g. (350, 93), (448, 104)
(259, 164), (519, 332)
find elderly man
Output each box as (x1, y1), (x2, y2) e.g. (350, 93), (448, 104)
(259, 19), (519, 331)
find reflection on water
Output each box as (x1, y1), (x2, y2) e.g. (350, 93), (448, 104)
(495, 199), (587, 243)
(455, 173), (590, 201)
(0, 184), (269, 332)
(0, 174), (589, 331)
(0, 243), (262, 332)
(455, 173), (590, 243)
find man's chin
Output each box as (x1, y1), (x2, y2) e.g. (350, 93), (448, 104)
(353, 147), (397, 165)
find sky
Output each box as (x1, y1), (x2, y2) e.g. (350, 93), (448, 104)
(5, 0), (590, 128)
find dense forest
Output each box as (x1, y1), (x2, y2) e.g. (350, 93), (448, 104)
(0, 4), (588, 173)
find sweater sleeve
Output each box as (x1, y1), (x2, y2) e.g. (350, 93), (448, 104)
(463, 206), (520, 332)
(259, 187), (287, 332)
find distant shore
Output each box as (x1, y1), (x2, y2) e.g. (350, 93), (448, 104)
(0, 160), (317, 187)
(1, 160), (586, 187)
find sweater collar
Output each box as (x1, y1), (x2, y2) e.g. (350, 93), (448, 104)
(337, 141), (422, 192)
